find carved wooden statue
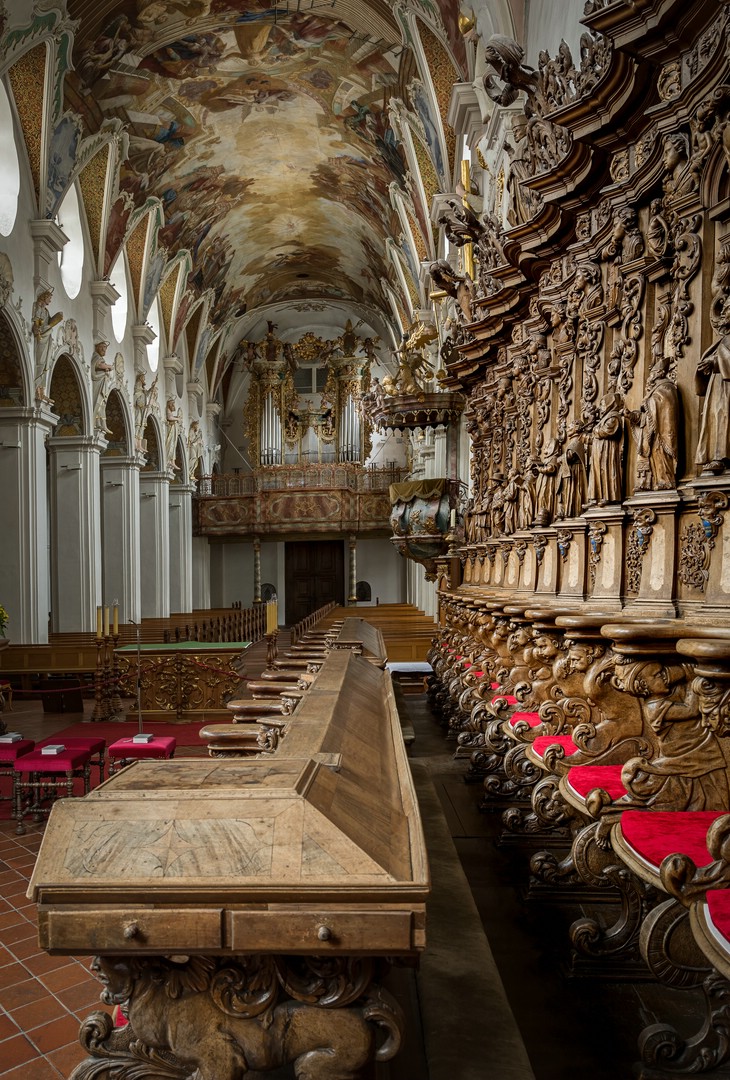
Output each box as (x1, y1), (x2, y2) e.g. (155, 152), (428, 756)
(695, 243), (730, 474)
(556, 423), (587, 519)
(627, 353), (679, 490)
(586, 393), (624, 506)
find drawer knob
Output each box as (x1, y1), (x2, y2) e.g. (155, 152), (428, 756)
(123, 922), (141, 940)
(317, 925), (332, 942)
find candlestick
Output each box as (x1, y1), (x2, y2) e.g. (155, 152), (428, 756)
(103, 606), (110, 638)
(96, 606), (102, 639)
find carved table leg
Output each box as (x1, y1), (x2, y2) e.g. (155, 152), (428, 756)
(71, 953), (405, 1080)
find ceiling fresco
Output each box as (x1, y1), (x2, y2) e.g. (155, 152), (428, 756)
(71, 1), (420, 335)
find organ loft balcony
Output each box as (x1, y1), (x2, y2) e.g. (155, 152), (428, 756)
(192, 463), (408, 540)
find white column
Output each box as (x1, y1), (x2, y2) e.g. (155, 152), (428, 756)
(0, 405), (56, 643)
(169, 482), (194, 614)
(139, 471), (170, 618)
(434, 424), (448, 476)
(192, 535), (211, 610)
(100, 455), (141, 626)
(48, 434), (105, 633)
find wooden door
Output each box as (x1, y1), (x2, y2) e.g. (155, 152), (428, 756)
(285, 540), (344, 625)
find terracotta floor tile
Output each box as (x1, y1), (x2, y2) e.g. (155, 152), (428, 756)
(0, 963), (30, 989)
(46, 1040), (87, 1075)
(27, 1014), (83, 1054)
(0, 912), (29, 933)
(0, 1058), (64, 1079)
(2, 979), (47, 1011)
(55, 981), (104, 1013)
(22, 953), (76, 978)
(7, 933), (43, 959)
(0, 1010), (21, 1040)
(0, 1032), (37, 1069)
(0, 898), (12, 915)
(1, 930), (37, 954)
(11, 994), (67, 1032)
(39, 964), (89, 993)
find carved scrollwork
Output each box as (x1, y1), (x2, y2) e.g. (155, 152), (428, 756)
(556, 528), (573, 562)
(625, 507), (656, 595)
(678, 491), (728, 591)
(587, 520), (607, 588)
(638, 971), (730, 1073)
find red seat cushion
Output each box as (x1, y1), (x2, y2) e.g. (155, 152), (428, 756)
(509, 711), (541, 729)
(706, 890), (730, 945)
(0, 739), (35, 763)
(492, 693), (518, 706)
(108, 737), (177, 760)
(567, 764), (626, 801)
(531, 734), (578, 759)
(620, 810), (725, 870)
(14, 746), (93, 772)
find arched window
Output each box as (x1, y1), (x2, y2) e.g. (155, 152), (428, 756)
(110, 254), (129, 343)
(56, 183), (84, 299)
(147, 295), (161, 372)
(0, 81), (20, 236)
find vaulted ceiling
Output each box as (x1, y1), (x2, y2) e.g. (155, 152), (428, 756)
(65, 0), (471, 365)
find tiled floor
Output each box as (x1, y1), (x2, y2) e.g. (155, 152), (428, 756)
(0, 719), (114, 1079)
(0, 639), (276, 1079)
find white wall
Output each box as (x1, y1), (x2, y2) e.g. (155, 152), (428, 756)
(354, 538), (407, 605)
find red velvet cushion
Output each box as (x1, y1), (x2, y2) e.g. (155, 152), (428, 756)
(491, 682), (500, 689)
(473, 671), (485, 677)
(462, 660), (472, 668)
(492, 693), (518, 705)
(706, 890), (730, 945)
(531, 734), (577, 759)
(508, 711), (541, 728)
(620, 810), (725, 870)
(14, 747), (93, 772)
(567, 765), (626, 801)
(0, 739), (35, 762)
(109, 737), (177, 759)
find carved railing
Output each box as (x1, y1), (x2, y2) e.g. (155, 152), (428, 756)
(194, 464), (407, 538)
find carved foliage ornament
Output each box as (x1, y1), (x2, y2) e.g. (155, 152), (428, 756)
(678, 491), (728, 591)
(625, 507), (656, 595)
(587, 520), (607, 588)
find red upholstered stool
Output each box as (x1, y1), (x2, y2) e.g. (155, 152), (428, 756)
(618, 810), (725, 872)
(565, 764), (627, 803)
(39, 736), (106, 786)
(108, 736), (177, 775)
(13, 744), (94, 834)
(0, 738), (34, 814)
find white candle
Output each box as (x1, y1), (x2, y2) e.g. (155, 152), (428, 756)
(450, 509), (456, 528)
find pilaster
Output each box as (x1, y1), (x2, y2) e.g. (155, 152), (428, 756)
(48, 433), (106, 633)
(584, 505), (625, 609)
(100, 455), (141, 626)
(139, 470), (170, 618)
(0, 405), (56, 643)
(169, 482), (195, 614)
